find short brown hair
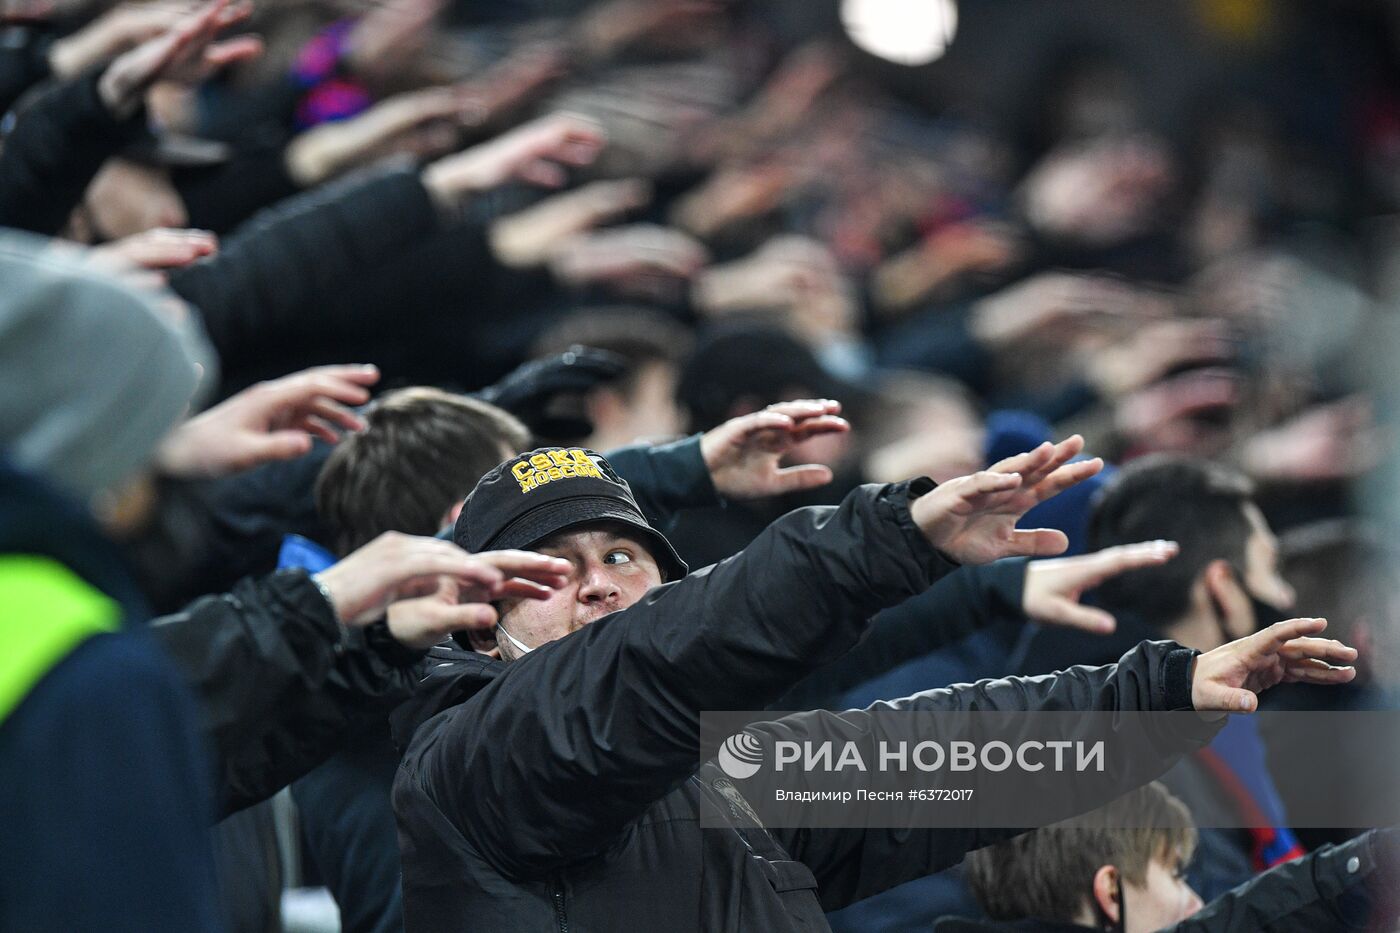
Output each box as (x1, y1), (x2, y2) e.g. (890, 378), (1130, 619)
(964, 782), (1197, 923)
(315, 388), (530, 555)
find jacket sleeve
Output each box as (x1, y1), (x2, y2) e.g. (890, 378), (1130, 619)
(604, 435), (720, 529)
(1170, 829), (1397, 933)
(0, 23), (54, 114)
(148, 569), (420, 815)
(774, 557), (1028, 710)
(0, 67), (146, 235)
(167, 165), (442, 376)
(403, 480), (960, 881)
(763, 639), (1218, 911)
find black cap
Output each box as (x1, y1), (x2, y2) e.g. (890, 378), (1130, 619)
(454, 447), (687, 581)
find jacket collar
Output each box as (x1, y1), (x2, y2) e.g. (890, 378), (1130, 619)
(0, 459), (148, 624)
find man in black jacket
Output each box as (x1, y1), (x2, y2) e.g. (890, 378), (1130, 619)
(392, 436), (1357, 932)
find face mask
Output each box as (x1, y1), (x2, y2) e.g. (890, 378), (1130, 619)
(496, 622), (534, 657)
(1248, 591), (1290, 631)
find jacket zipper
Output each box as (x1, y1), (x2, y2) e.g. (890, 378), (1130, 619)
(551, 875), (569, 933)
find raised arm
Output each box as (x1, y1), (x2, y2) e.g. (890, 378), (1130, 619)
(403, 437), (1105, 880)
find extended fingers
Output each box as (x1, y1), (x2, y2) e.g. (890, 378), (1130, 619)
(1277, 636), (1358, 665)
(474, 550), (571, 586)
(1078, 540), (1179, 583)
(1006, 528), (1070, 558)
(1032, 457), (1104, 502)
(1019, 435), (1085, 487)
(1259, 617), (1329, 649)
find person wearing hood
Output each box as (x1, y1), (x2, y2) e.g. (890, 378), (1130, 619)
(391, 434), (1357, 932)
(0, 231), (225, 931)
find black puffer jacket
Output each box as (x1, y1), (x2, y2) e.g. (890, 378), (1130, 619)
(391, 481), (1219, 932)
(149, 568), (421, 815)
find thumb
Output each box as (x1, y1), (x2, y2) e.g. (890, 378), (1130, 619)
(1036, 597), (1116, 634)
(246, 429), (313, 463)
(770, 463), (834, 493)
(1196, 683), (1257, 714)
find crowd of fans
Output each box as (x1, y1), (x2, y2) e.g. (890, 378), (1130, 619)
(1, 0), (1398, 930)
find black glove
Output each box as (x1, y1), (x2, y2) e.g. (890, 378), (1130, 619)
(475, 345), (629, 441)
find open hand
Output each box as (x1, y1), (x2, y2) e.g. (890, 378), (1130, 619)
(97, 0), (262, 117)
(316, 536), (570, 629)
(422, 112), (605, 209)
(1022, 540), (1179, 633)
(701, 399), (849, 499)
(90, 227), (217, 274)
(156, 364), (380, 477)
(1191, 617), (1357, 714)
(911, 436), (1103, 564)
(383, 550), (572, 648)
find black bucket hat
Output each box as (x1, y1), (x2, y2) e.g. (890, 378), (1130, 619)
(454, 446), (687, 581)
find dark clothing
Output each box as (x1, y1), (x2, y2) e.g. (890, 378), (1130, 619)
(287, 434), (722, 933)
(293, 727), (403, 933)
(0, 461), (224, 932)
(0, 67), (145, 235)
(934, 828), (1398, 933)
(0, 22), (55, 114)
(168, 165), (442, 390)
(125, 433), (718, 616)
(776, 557), (1027, 711)
(148, 567), (421, 815)
(392, 481), (1215, 932)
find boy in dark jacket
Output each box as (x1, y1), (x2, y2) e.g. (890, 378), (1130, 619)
(954, 782), (1397, 932)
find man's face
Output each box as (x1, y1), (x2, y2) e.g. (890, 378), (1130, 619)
(1239, 502), (1296, 628)
(496, 521), (663, 658)
(1122, 852), (1203, 933)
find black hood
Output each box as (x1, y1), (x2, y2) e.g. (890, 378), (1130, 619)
(388, 642), (505, 752)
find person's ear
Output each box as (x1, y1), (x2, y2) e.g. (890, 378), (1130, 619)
(1092, 865), (1121, 925)
(441, 499), (465, 530)
(1203, 558), (1253, 636)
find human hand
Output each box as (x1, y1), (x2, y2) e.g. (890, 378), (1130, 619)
(692, 236), (857, 341)
(315, 535), (569, 628)
(156, 364), (380, 477)
(1240, 396), (1381, 484)
(285, 84), (474, 187)
(871, 220), (1022, 315)
(1114, 367), (1240, 455)
(1083, 318), (1234, 398)
(700, 399), (849, 499)
(490, 178), (651, 268)
(345, 0), (442, 84)
(382, 550), (572, 648)
(969, 272), (1164, 351)
(911, 436), (1103, 564)
(549, 223), (708, 300)
(421, 112), (605, 209)
(47, 0), (193, 79)
(97, 0), (262, 117)
(1022, 540), (1179, 634)
(1191, 617), (1356, 715)
(1020, 136), (1174, 246)
(90, 227), (216, 275)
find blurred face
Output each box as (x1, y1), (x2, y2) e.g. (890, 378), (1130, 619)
(1240, 502), (1296, 620)
(495, 521), (663, 659)
(1121, 854), (1203, 933)
(624, 361), (683, 439)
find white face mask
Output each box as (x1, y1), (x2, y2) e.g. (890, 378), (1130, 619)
(496, 622), (534, 657)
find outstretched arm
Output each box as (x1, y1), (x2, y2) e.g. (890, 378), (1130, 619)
(766, 618), (1356, 911)
(404, 439), (1104, 881)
